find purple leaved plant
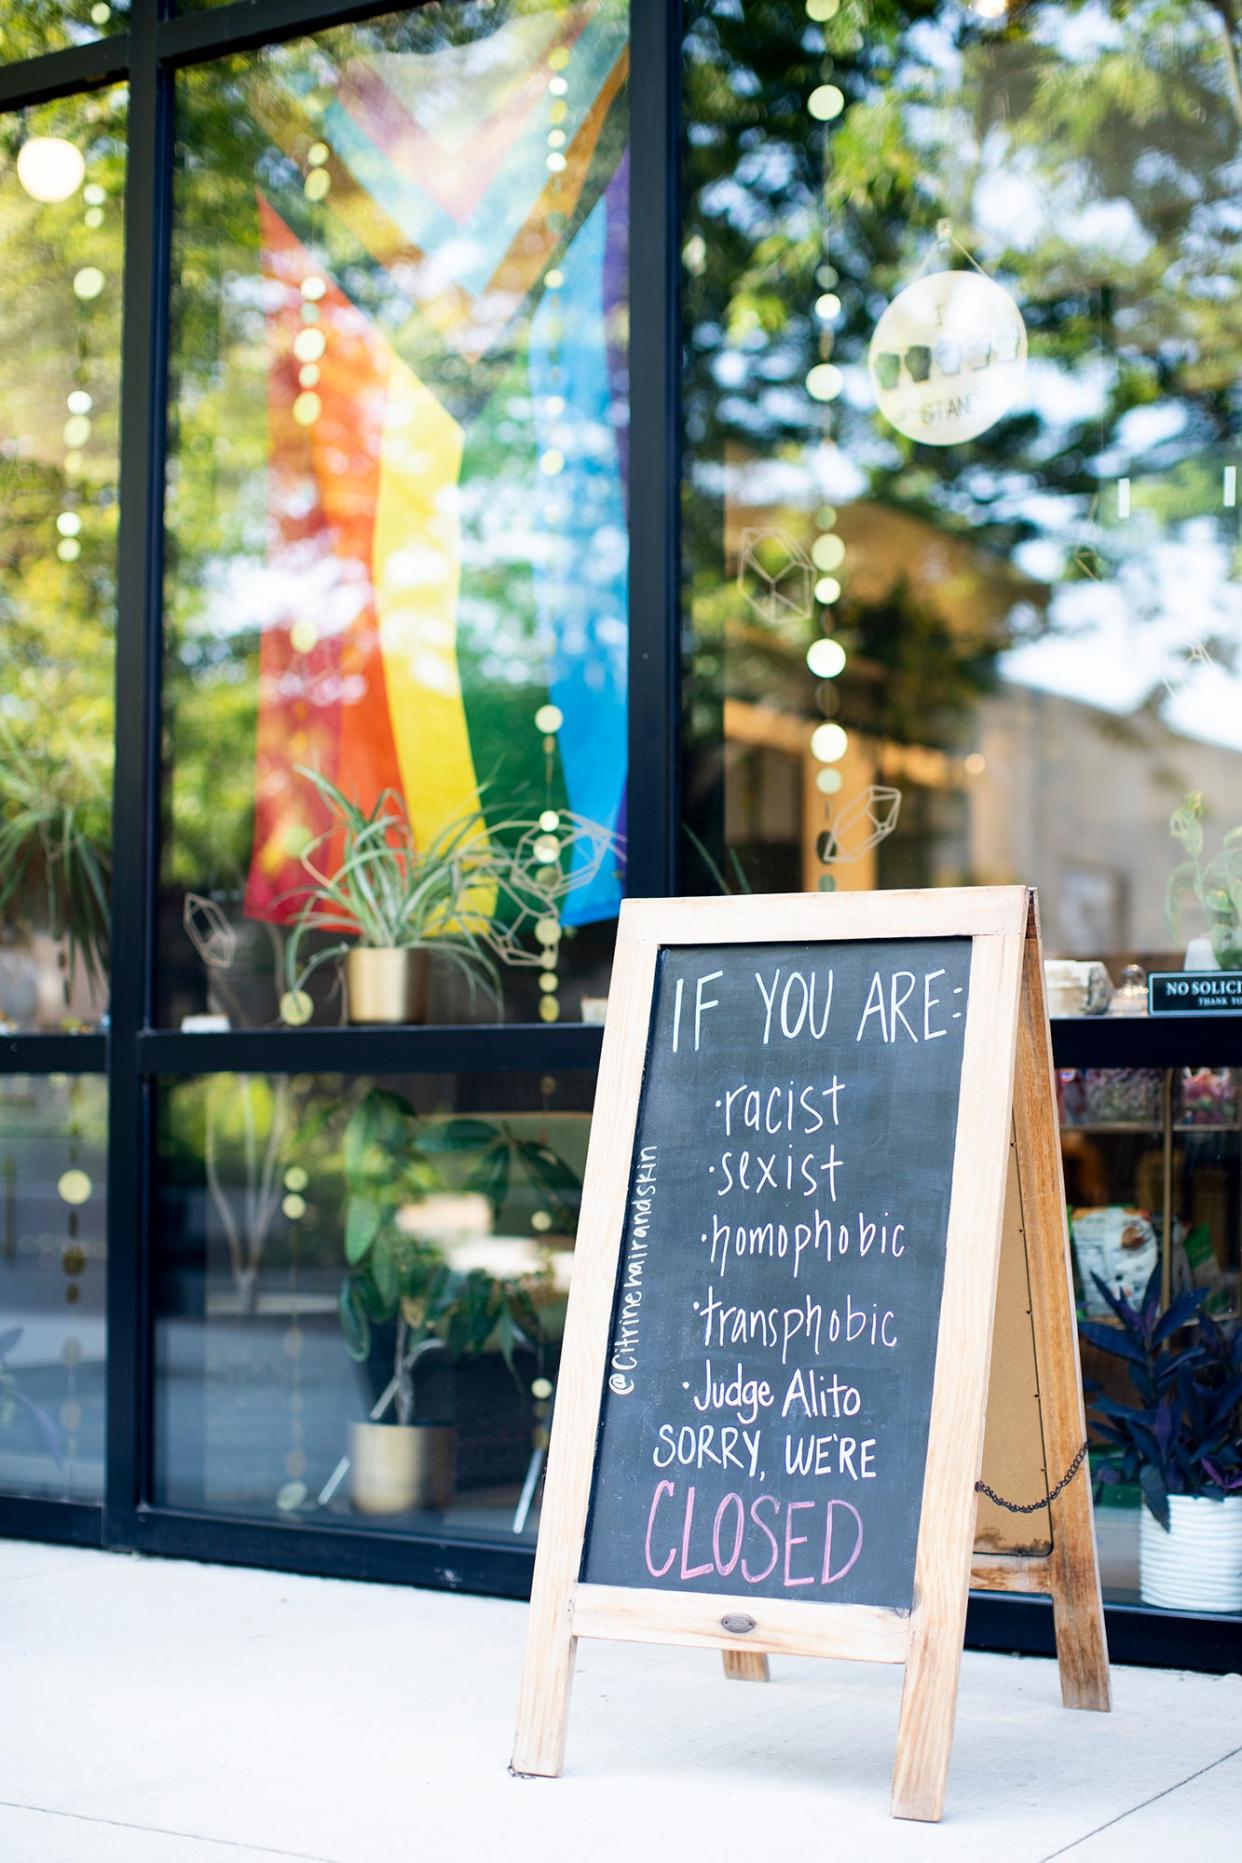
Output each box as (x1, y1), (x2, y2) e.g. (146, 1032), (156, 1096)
(1082, 1264), (1242, 1530)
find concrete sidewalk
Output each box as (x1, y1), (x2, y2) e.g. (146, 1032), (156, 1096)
(0, 1543), (1237, 1862)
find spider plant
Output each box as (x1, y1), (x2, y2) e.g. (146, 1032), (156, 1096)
(0, 722), (110, 1004)
(1166, 792), (1242, 969)
(283, 768), (503, 1007)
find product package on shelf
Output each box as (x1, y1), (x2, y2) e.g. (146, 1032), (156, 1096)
(1178, 1068), (1238, 1127)
(1083, 1068), (1162, 1126)
(1070, 1204), (1160, 1316)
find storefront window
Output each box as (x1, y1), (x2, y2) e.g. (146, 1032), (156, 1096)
(681, 0), (1242, 973)
(0, 1075), (107, 1502)
(0, 89), (123, 1034)
(680, 0), (1242, 1614)
(153, 1070), (589, 1538)
(0, 0), (1234, 1647)
(161, 0), (630, 1031)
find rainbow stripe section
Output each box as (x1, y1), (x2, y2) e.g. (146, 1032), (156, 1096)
(244, 2), (629, 936)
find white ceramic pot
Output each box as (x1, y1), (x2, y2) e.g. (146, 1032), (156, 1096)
(1139, 1493), (1242, 1612)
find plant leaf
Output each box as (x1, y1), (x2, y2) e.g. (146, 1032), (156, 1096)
(370, 1230), (401, 1310)
(1139, 1463), (1170, 1530)
(1152, 1287), (1209, 1345)
(339, 1276), (371, 1361)
(463, 1140), (511, 1217)
(345, 1194), (384, 1266)
(1078, 1320), (1149, 1366)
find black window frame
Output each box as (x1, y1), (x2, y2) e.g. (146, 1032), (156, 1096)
(1, 0), (1239, 1678)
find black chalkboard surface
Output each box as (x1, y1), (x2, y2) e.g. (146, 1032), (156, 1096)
(582, 936), (971, 1610)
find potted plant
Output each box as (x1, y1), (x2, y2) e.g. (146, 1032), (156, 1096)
(0, 722), (110, 1025)
(283, 768), (621, 1026)
(1166, 792), (1242, 970)
(337, 1089), (549, 1515)
(282, 769), (506, 1025)
(1083, 1265), (1242, 1611)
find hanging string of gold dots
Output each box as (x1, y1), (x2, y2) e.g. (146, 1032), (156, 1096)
(48, 131), (110, 588)
(293, 131), (331, 435)
(273, 123), (334, 1033)
(276, 1163), (310, 1514)
(529, 27), (576, 1025)
(533, 704), (565, 1022)
(56, 1083), (93, 1496)
(801, 0), (851, 889)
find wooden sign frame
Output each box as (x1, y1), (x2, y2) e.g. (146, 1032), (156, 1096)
(512, 886), (1109, 1822)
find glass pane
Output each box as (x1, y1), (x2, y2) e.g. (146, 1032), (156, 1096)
(681, 1), (1242, 988)
(0, 88), (123, 1033)
(0, 1), (127, 61)
(153, 1071), (589, 1540)
(0, 1075), (107, 1502)
(162, 1), (630, 1031)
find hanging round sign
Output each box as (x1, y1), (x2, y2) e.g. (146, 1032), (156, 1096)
(868, 268), (1027, 446)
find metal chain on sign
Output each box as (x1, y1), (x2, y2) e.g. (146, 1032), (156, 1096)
(974, 1440), (1089, 1515)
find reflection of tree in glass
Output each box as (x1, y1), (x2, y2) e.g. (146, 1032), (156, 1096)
(682, 0), (1242, 787)
(0, 2), (126, 64)
(0, 89), (124, 1008)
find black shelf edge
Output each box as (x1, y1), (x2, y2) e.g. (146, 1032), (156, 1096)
(0, 1033), (108, 1074)
(2, 1014), (1235, 1078)
(1051, 1016), (1242, 1068)
(0, 1496), (104, 1548)
(136, 1021), (605, 1075)
(967, 1588), (1242, 1675)
(4, 1016), (1235, 1078)
(0, 35), (129, 109)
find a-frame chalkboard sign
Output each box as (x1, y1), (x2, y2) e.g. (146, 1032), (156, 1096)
(512, 886), (1109, 1822)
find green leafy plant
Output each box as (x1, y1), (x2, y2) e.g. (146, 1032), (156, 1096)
(337, 1089), (566, 1425)
(283, 768), (506, 1008)
(1166, 792), (1242, 969)
(0, 722), (110, 1005)
(1084, 1266), (1242, 1529)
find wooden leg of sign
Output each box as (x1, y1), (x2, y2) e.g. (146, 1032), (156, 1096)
(511, 1594), (576, 1778)
(1014, 915), (1111, 1713)
(512, 933), (664, 1778)
(721, 1650), (770, 1682)
(891, 926), (1025, 1822)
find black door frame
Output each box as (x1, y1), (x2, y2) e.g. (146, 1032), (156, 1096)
(1, 0), (1239, 1678)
